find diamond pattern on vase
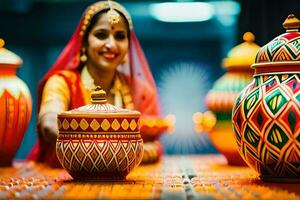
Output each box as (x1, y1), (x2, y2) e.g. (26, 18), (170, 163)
(243, 88), (260, 118)
(56, 143), (63, 160)
(82, 156), (93, 171)
(64, 146), (73, 162)
(80, 119), (89, 130)
(75, 146), (86, 163)
(62, 119), (70, 130)
(244, 124), (261, 152)
(232, 105), (246, 134)
(89, 147), (100, 163)
(264, 88), (289, 116)
(101, 119), (110, 131)
(71, 157), (82, 171)
(108, 159), (118, 172)
(121, 119), (129, 130)
(260, 147), (279, 175)
(285, 147), (300, 169)
(264, 77), (278, 93)
(103, 147), (114, 165)
(119, 159), (128, 171)
(116, 147), (126, 164)
(95, 159), (106, 171)
(56, 138), (143, 176)
(127, 147), (134, 160)
(248, 102), (272, 133)
(90, 119), (100, 131)
(285, 76), (300, 95)
(278, 103), (300, 134)
(244, 145), (260, 165)
(266, 123), (290, 151)
(111, 119), (120, 131)
(130, 119), (137, 130)
(70, 119), (79, 130)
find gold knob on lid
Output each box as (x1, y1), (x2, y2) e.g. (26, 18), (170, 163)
(0, 38), (5, 48)
(283, 14), (300, 32)
(243, 32), (255, 43)
(91, 86), (107, 104)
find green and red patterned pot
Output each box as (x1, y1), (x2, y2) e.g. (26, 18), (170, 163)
(56, 87), (143, 180)
(0, 39), (32, 166)
(232, 14), (300, 182)
(205, 32), (260, 166)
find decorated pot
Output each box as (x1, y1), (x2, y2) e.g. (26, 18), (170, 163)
(203, 32), (260, 165)
(232, 14), (300, 182)
(0, 39), (32, 166)
(56, 86), (143, 180)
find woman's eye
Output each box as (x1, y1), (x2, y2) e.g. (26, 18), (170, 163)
(94, 32), (108, 40)
(114, 32), (126, 40)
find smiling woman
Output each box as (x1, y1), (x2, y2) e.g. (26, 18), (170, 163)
(27, 0), (163, 167)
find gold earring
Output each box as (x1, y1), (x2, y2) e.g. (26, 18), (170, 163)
(80, 48), (87, 63)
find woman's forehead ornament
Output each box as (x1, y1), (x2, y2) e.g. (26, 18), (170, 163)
(80, 1), (132, 36)
(107, 0), (120, 25)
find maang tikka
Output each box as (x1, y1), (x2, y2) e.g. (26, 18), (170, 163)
(107, 0), (120, 24)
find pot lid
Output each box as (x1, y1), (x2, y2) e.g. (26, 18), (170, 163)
(59, 86), (140, 117)
(253, 14), (300, 68)
(222, 32), (260, 69)
(0, 38), (23, 67)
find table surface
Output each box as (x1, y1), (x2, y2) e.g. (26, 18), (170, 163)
(0, 155), (299, 199)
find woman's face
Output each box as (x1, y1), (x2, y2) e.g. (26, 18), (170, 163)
(86, 12), (129, 72)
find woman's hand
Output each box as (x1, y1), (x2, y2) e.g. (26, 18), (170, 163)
(142, 141), (162, 164)
(39, 113), (59, 144)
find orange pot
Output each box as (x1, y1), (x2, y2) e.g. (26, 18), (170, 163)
(0, 39), (32, 166)
(203, 32), (260, 166)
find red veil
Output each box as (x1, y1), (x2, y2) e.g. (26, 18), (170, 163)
(37, 1), (161, 113)
(28, 1), (161, 166)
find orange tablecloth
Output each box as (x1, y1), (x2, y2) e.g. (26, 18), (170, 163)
(0, 155), (299, 199)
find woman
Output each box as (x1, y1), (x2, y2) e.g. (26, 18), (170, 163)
(28, 0), (162, 167)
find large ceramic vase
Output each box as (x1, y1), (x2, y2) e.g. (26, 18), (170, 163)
(232, 14), (300, 182)
(56, 87), (143, 180)
(205, 32), (260, 165)
(0, 39), (32, 166)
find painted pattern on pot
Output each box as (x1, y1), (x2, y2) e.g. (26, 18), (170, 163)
(0, 39), (32, 166)
(232, 14), (300, 182)
(56, 87), (143, 180)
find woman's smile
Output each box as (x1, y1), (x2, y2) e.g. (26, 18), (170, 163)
(102, 52), (117, 60)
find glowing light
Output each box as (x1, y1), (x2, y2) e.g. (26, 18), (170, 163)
(192, 111), (217, 133)
(192, 112), (203, 124)
(158, 62), (214, 153)
(149, 2), (215, 22)
(165, 114), (176, 125)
